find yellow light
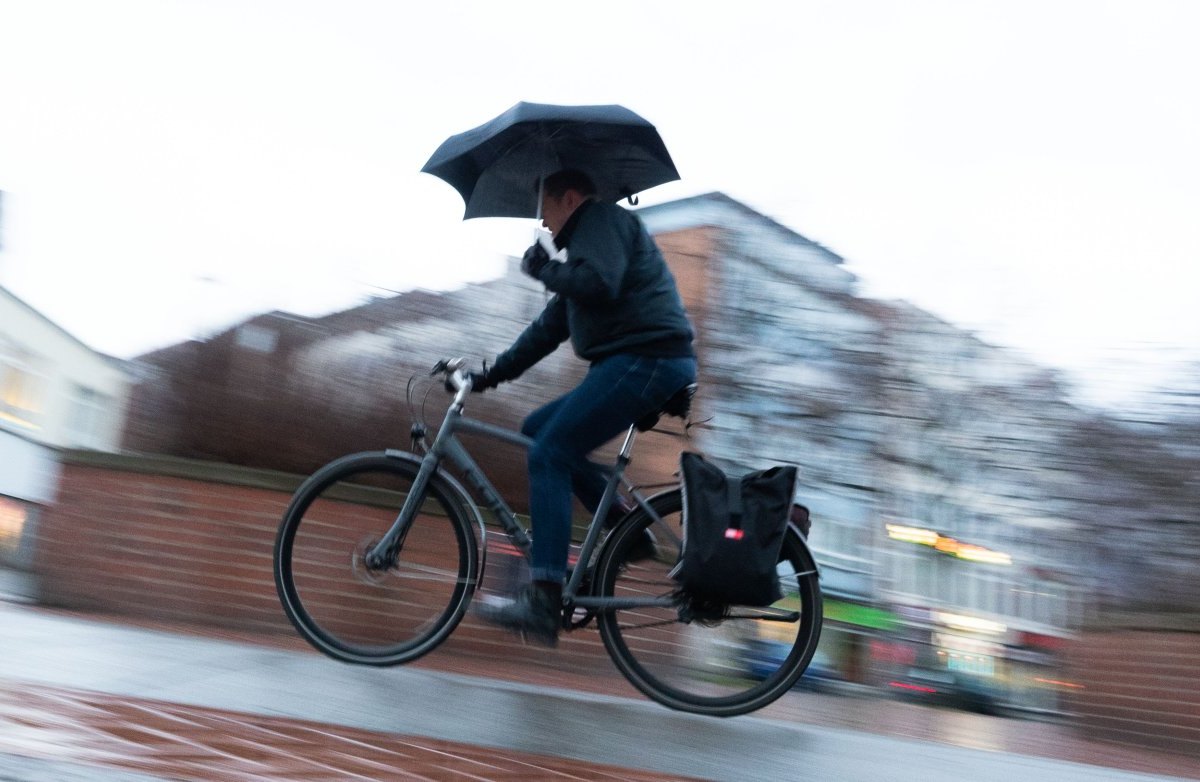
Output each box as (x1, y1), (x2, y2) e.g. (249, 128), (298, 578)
(933, 611), (1007, 635)
(0, 410), (42, 430)
(934, 536), (959, 553)
(955, 544), (1013, 566)
(886, 524), (939, 546)
(887, 523), (1012, 565)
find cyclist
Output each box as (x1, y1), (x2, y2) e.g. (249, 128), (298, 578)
(471, 168), (697, 646)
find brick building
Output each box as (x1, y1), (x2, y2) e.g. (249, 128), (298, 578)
(109, 192), (1196, 722)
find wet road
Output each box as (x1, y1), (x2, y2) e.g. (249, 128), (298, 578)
(1, 602), (1196, 781)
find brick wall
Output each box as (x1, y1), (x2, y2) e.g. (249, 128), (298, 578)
(1068, 623), (1200, 756)
(33, 451), (302, 633)
(31, 450), (624, 680)
(35, 452), (502, 641)
(31, 448), (681, 642)
(34, 452), (1200, 758)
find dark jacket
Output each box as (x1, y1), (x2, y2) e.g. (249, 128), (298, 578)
(489, 200), (694, 383)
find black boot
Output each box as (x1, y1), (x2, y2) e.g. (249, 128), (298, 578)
(476, 580), (561, 647)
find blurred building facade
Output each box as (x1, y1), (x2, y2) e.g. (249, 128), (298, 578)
(638, 195), (1088, 713)
(120, 192), (1190, 715)
(0, 284), (133, 597)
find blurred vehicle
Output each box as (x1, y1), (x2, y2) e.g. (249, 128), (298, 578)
(887, 667), (1003, 715)
(742, 640), (844, 692)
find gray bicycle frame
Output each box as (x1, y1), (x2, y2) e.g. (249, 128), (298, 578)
(367, 365), (678, 609)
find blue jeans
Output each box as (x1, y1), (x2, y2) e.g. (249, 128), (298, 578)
(521, 354), (697, 583)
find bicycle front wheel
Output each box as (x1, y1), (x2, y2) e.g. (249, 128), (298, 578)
(273, 451), (479, 666)
(595, 489), (822, 717)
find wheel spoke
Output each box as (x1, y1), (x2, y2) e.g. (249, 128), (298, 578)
(596, 489), (822, 717)
(274, 453), (478, 666)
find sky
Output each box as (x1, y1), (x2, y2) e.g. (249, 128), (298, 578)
(1, 0), (1197, 410)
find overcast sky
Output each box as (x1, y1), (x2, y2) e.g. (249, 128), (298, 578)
(1, 0), (1197, 409)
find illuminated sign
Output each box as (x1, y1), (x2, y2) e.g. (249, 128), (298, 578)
(824, 600), (901, 631)
(886, 523), (1012, 565)
(932, 632), (1002, 656)
(933, 610), (1007, 635)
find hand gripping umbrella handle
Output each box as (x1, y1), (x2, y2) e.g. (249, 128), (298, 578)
(535, 231), (565, 262)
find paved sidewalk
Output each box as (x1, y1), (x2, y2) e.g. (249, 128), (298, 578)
(2, 602), (1198, 781)
(0, 682), (690, 781)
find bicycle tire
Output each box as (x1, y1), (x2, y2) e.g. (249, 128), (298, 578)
(595, 489), (822, 717)
(273, 451), (479, 666)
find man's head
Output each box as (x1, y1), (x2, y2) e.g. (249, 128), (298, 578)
(539, 169), (596, 237)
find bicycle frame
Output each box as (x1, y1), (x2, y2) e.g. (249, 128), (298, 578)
(367, 372), (679, 609)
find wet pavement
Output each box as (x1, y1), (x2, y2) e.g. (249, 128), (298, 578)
(2, 600), (1199, 781)
(0, 682), (688, 781)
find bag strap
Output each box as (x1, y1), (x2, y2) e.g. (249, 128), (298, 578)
(727, 476), (743, 530)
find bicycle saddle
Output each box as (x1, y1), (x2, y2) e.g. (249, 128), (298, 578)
(635, 383), (697, 432)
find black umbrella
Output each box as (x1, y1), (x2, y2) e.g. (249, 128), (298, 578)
(421, 102), (680, 220)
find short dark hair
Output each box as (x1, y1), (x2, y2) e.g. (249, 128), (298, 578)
(542, 169), (597, 200)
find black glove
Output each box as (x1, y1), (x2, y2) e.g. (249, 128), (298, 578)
(466, 369), (495, 393)
(442, 364), (496, 394)
(520, 242), (551, 279)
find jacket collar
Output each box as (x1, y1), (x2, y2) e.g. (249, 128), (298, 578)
(553, 198), (595, 251)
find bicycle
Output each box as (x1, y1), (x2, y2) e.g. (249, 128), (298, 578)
(273, 357), (822, 717)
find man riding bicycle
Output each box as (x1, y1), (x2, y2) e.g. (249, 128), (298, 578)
(472, 168), (697, 646)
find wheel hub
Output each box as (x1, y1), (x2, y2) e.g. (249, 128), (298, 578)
(351, 536), (391, 586)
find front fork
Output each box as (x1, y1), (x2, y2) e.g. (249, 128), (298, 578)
(364, 451), (441, 569)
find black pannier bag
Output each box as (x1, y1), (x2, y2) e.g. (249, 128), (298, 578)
(671, 452), (798, 607)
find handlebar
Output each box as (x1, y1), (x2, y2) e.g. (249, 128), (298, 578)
(430, 357), (473, 398)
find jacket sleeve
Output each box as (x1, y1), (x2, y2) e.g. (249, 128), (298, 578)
(535, 208), (630, 302)
(488, 296), (570, 383)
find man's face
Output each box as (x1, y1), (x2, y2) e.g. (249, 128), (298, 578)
(540, 191), (577, 238)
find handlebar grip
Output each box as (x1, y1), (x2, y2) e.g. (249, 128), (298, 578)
(431, 357), (467, 376)
(433, 358), (471, 397)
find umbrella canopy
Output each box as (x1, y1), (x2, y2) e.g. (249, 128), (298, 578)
(421, 102), (680, 219)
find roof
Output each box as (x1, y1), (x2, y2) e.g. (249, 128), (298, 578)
(636, 191), (846, 265)
(0, 284), (128, 369)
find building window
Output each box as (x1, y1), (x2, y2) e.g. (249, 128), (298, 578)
(0, 354), (45, 430)
(236, 324), (278, 353)
(67, 384), (111, 449)
(0, 495), (28, 562)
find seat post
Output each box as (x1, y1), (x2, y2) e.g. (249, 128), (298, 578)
(617, 424), (638, 460)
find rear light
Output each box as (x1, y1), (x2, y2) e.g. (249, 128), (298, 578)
(888, 681), (937, 694)
(724, 528), (745, 540)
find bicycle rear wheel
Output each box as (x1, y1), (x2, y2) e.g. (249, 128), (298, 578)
(273, 451), (479, 666)
(595, 489), (822, 717)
